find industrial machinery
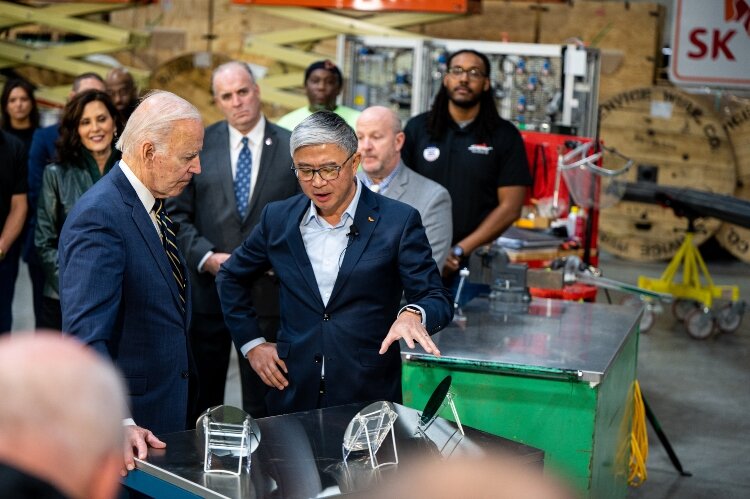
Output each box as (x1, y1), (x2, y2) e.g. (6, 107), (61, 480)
(338, 36), (601, 136)
(455, 243), (669, 325)
(621, 182), (750, 339)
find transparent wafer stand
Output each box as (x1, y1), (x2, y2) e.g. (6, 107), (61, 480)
(197, 405), (261, 476)
(416, 375), (465, 456)
(342, 401), (399, 470)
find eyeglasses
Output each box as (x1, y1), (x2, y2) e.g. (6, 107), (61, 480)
(446, 66), (487, 80)
(291, 152), (355, 182)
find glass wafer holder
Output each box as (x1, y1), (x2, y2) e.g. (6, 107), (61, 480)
(342, 401), (399, 470)
(416, 376), (465, 456)
(198, 405), (260, 476)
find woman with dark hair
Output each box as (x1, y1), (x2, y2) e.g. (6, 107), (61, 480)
(2, 79), (44, 327)
(35, 90), (122, 329)
(1, 78), (39, 151)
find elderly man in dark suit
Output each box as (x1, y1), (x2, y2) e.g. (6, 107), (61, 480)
(169, 61), (298, 421)
(59, 90), (203, 472)
(217, 111), (452, 416)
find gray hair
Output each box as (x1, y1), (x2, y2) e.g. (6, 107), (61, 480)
(116, 90), (202, 156)
(211, 61), (256, 96)
(290, 111), (358, 157)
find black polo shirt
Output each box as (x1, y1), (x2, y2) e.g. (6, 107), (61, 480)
(0, 130), (28, 233)
(402, 112), (531, 244)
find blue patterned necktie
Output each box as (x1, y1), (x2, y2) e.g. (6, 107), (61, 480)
(235, 136), (252, 217)
(153, 199), (186, 313)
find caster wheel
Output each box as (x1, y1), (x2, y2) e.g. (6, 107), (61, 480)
(621, 296), (655, 333)
(716, 304), (743, 333)
(684, 308), (716, 340)
(672, 299), (699, 322)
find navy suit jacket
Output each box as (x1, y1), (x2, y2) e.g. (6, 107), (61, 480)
(217, 185), (453, 415)
(168, 120), (297, 316)
(59, 164), (191, 434)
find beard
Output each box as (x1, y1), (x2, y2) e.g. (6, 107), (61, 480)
(447, 86), (482, 109)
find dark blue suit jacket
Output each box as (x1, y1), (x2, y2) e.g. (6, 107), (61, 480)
(59, 164), (191, 434)
(217, 185), (452, 415)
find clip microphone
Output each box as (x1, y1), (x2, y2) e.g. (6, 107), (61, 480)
(347, 224), (360, 238)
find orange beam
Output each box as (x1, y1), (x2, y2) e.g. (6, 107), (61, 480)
(233, 0), (480, 14)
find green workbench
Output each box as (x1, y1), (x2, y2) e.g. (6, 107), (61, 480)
(402, 298), (640, 499)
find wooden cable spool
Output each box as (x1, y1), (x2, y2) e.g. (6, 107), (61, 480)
(597, 86), (737, 262)
(716, 103), (750, 263)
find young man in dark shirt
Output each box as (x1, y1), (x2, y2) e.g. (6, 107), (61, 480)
(402, 49), (531, 298)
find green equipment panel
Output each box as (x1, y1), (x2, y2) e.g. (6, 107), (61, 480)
(402, 298), (640, 499)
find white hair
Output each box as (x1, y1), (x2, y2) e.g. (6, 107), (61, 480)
(116, 90), (202, 155)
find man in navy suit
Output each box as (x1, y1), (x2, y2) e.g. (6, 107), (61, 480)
(59, 91), (203, 472)
(217, 111), (452, 416)
(168, 61), (298, 421)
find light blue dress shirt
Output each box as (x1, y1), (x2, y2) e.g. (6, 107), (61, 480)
(239, 179), (426, 361)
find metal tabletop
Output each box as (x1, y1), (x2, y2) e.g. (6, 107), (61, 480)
(403, 298), (641, 383)
(129, 402), (543, 499)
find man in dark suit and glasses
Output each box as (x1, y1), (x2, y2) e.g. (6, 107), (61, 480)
(218, 111), (452, 416)
(169, 61), (298, 421)
(59, 90), (203, 473)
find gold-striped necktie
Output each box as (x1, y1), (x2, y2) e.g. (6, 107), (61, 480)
(153, 199), (186, 313)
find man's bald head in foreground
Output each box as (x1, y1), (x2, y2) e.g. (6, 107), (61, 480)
(0, 334), (128, 499)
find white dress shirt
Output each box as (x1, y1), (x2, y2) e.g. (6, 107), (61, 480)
(198, 116), (267, 272)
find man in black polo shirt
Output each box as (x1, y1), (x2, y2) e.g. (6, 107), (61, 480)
(402, 49), (531, 300)
(0, 130), (28, 333)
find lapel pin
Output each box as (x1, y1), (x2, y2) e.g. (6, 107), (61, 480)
(368, 216), (375, 222)
(265, 138), (272, 146)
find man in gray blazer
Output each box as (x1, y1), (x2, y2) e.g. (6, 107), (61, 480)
(356, 106), (452, 271)
(169, 61), (298, 420)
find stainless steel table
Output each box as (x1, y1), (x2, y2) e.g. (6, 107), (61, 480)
(123, 402), (543, 498)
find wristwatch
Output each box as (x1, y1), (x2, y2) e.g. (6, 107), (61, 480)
(402, 305), (423, 320)
(451, 245), (464, 258)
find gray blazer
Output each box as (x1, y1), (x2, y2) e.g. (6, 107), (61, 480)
(358, 162), (452, 270)
(168, 119), (298, 315)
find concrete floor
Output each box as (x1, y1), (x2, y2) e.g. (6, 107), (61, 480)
(10, 249), (750, 498)
(598, 251), (750, 499)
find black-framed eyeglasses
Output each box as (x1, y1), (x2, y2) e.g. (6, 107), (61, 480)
(291, 151), (355, 182)
(446, 66), (486, 80)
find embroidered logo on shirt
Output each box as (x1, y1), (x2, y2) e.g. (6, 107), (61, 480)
(468, 143), (493, 155)
(423, 146), (440, 162)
